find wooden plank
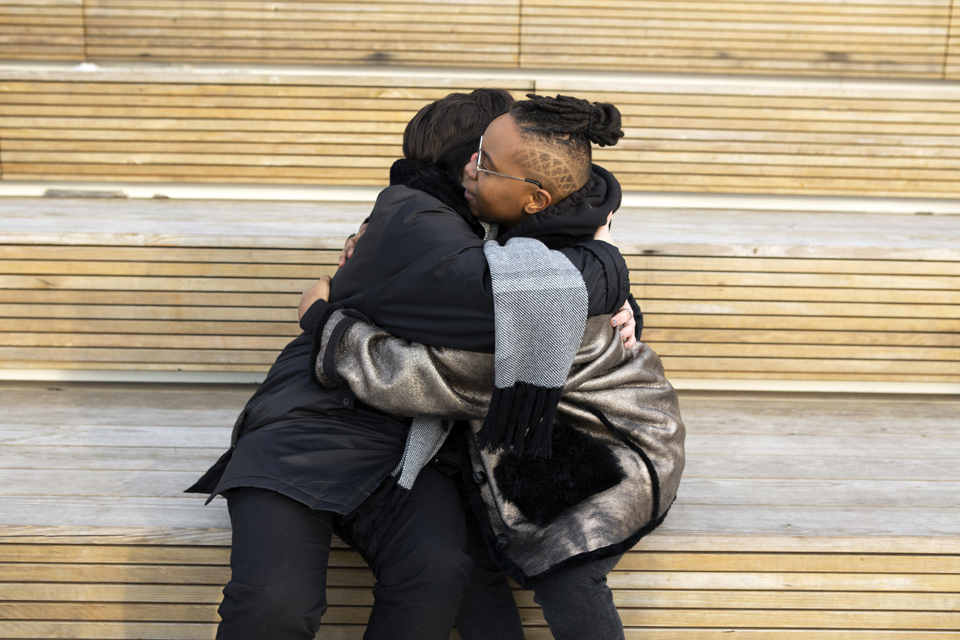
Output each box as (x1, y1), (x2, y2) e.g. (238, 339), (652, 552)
(641, 299), (960, 319)
(635, 284), (960, 305)
(0, 245), (339, 263)
(0, 319), (299, 337)
(643, 328), (958, 348)
(656, 355), (960, 377)
(625, 255), (960, 276)
(2, 582), (956, 613)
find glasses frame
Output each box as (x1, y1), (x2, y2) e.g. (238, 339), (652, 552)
(476, 136), (542, 188)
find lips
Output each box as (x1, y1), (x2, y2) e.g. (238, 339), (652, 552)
(464, 187), (475, 202)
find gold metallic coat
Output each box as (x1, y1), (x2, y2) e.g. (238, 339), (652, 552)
(317, 311), (686, 584)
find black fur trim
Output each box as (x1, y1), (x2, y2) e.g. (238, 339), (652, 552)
(493, 421), (625, 526)
(572, 401), (661, 524)
(458, 406), (673, 589)
(476, 382), (562, 458)
(335, 475), (409, 557)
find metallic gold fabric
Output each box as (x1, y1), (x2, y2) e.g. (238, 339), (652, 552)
(317, 311), (686, 581)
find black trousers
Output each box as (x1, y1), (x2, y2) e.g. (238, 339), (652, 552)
(216, 466), (473, 640)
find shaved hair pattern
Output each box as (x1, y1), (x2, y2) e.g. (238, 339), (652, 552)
(510, 94), (624, 200)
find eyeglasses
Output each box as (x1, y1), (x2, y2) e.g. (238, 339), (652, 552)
(476, 136), (542, 188)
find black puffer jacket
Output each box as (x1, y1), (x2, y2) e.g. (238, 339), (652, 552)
(187, 161), (631, 515)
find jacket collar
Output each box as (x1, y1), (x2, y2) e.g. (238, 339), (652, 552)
(495, 164), (622, 246)
(389, 158), (486, 237)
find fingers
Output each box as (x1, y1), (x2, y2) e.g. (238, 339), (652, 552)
(339, 236), (358, 268)
(611, 306), (632, 328)
(339, 223), (368, 268)
(612, 300), (637, 349)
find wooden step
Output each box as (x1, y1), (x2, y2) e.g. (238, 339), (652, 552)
(3, 1), (960, 79)
(1, 197), (957, 384)
(0, 382), (956, 638)
(3, 66), (960, 197)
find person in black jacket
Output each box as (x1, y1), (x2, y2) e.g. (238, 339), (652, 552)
(188, 89), (634, 640)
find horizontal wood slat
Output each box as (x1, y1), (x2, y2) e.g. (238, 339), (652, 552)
(3, 70), (960, 197)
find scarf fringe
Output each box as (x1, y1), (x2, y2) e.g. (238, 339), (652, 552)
(336, 475), (409, 556)
(476, 382), (562, 458)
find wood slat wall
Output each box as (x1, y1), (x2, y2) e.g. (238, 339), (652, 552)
(3, 0), (959, 80)
(631, 254), (960, 383)
(0, 244), (327, 372)
(537, 78), (960, 198)
(520, 0), (954, 79)
(2, 69), (960, 198)
(1, 236), (957, 382)
(83, 0), (521, 68)
(0, 0), (85, 62)
(0, 71), (532, 186)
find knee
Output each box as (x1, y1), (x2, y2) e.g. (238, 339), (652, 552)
(218, 579), (326, 639)
(533, 562), (612, 609)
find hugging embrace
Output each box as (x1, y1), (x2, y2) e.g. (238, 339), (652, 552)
(189, 89), (685, 640)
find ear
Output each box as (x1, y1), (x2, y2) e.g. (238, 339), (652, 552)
(523, 188), (552, 215)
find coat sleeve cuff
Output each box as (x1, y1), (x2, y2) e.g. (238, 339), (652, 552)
(306, 301), (343, 386)
(299, 299), (332, 334)
(564, 240), (631, 315)
(310, 306), (372, 388)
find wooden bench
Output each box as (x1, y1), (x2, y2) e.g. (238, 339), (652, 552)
(3, 1), (960, 80)
(1, 381), (956, 639)
(3, 66), (960, 198)
(1, 196), (958, 387)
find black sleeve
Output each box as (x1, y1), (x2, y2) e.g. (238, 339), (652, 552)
(328, 191), (632, 354)
(560, 240), (631, 316)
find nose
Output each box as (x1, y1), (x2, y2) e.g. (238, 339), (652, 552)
(465, 152), (479, 179)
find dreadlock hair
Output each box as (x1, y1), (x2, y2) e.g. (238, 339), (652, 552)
(403, 88), (515, 181)
(509, 94), (623, 201)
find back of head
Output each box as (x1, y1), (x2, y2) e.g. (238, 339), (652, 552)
(403, 88), (515, 180)
(510, 94), (623, 201)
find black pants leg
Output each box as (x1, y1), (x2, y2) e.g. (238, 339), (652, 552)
(217, 467), (472, 640)
(533, 553), (625, 640)
(216, 487), (334, 640)
(358, 465), (474, 640)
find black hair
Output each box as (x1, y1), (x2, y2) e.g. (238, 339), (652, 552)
(403, 88), (516, 180)
(509, 94), (623, 198)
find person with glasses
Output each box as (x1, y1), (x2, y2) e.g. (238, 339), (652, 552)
(298, 95), (683, 640)
(189, 89), (637, 640)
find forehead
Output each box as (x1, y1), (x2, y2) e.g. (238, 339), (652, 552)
(481, 114), (523, 165)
